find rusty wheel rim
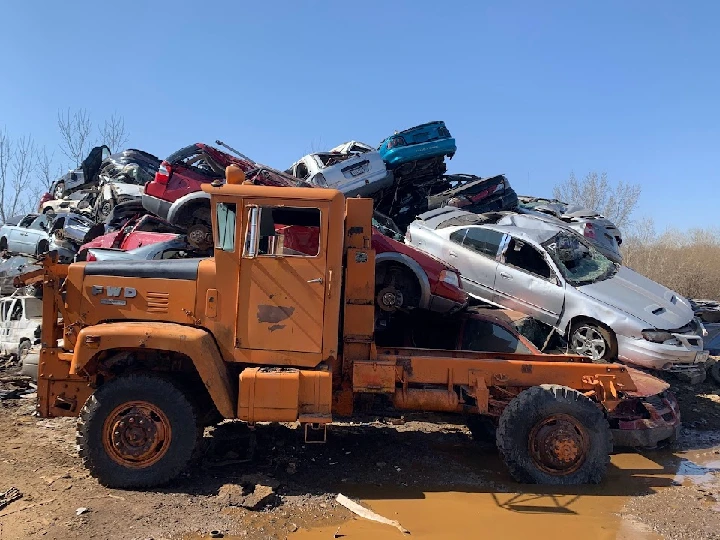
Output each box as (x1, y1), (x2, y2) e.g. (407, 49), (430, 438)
(528, 413), (588, 476)
(102, 401), (172, 468)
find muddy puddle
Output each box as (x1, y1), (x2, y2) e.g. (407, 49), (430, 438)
(191, 428), (720, 540)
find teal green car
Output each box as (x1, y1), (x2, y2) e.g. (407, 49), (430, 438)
(378, 121), (456, 174)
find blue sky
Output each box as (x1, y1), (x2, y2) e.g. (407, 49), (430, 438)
(1, 1), (717, 231)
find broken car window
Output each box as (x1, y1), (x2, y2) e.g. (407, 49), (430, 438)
(216, 202), (237, 252)
(461, 227), (504, 258)
(502, 238), (553, 280)
(254, 207), (321, 257)
(461, 319), (531, 354)
(544, 233), (616, 286)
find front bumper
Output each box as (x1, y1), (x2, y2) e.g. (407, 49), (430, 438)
(618, 333), (707, 371)
(141, 193), (172, 221)
(610, 391), (681, 448)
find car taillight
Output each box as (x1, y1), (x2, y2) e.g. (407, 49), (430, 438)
(439, 269), (460, 288)
(386, 136), (407, 149)
(584, 223), (596, 239)
(155, 162), (172, 185)
(86, 251), (97, 262)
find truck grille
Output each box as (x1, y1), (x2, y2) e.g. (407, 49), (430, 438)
(147, 292), (169, 314)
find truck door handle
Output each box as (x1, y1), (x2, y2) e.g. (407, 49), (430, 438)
(307, 277), (324, 284)
(500, 272), (512, 280)
(448, 251), (457, 257)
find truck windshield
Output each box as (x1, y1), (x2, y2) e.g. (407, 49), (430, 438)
(543, 233), (616, 286)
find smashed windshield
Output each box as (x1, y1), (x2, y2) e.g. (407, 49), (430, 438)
(543, 233), (616, 286)
(372, 211), (403, 241)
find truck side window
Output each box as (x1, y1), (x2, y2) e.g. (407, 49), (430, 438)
(216, 202), (237, 252)
(253, 206), (321, 257)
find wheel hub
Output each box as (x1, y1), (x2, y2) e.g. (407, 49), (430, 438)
(187, 224), (212, 250)
(377, 286), (403, 312)
(528, 414), (588, 475)
(103, 402), (171, 468)
(571, 326), (606, 360)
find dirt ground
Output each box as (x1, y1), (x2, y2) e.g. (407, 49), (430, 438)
(0, 375), (718, 540)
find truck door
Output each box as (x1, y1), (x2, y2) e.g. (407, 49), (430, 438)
(236, 201), (329, 354)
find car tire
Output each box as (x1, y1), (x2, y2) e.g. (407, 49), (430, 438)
(496, 385), (612, 485)
(569, 321), (617, 362)
(76, 374), (201, 488)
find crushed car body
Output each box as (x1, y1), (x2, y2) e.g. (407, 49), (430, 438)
(405, 207), (707, 372)
(286, 150), (393, 198)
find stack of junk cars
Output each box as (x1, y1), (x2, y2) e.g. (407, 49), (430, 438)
(0, 120), (716, 387)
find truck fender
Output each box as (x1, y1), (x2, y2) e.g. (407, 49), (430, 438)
(70, 322), (235, 419)
(167, 191), (211, 224)
(375, 252), (431, 309)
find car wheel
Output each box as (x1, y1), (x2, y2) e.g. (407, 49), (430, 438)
(36, 240), (49, 256)
(496, 385), (612, 484)
(76, 374), (201, 488)
(54, 182), (65, 199)
(43, 206), (55, 215)
(375, 264), (420, 312)
(569, 321), (617, 362)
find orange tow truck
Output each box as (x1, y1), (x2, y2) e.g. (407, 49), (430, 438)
(20, 165), (677, 488)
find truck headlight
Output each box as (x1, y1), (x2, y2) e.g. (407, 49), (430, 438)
(642, 330), (674, 343)
(439, 270), (460, 288)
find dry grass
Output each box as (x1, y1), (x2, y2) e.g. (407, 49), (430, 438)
(622, 224), (720, 301)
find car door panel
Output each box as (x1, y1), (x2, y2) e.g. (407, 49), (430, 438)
(493, 237), (564, 325)
(449, 227), (504, 303)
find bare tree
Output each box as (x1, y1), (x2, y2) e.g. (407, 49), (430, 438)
(35, 146), (60, 191)
(57, 108), (93, 167)
(553, 172), (641, 230)
(99, 113), (129, 152)
(0, 128), (38, 223)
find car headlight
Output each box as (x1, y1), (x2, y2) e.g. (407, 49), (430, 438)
(439, 270), (460, 288)
(642, 330), (674, 343)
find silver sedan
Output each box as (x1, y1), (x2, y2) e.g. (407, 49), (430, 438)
(405, 208), (707, 374)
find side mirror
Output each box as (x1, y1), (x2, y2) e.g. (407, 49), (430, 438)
(242, 207), (259, 259)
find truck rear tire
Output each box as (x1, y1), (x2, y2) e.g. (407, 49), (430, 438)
(76, 374), (201, 488)
(496, 385), (611, 485)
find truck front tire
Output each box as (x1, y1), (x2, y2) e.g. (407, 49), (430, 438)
(496, 384), (612, 485)
(76, 374), (201, 488)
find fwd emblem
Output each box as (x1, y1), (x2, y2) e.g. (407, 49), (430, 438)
(91, 285), (137, 306)
(91, 286), (137, 298)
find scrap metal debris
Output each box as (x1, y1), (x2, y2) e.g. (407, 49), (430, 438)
(0, 487), (22, 511)
(335, 493), (410, 534)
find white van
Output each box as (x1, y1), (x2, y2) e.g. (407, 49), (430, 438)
(0, 294), (42, 359)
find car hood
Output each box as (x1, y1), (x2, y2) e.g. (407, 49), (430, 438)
(578, 266), (694, 330)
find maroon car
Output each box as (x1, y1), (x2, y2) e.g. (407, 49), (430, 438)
(142, 142), (303, 248)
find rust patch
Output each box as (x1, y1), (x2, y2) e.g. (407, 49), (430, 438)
(268, 324), (286, 332)
(398, 357), (413, 377)
(257, 305), (295, 324)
